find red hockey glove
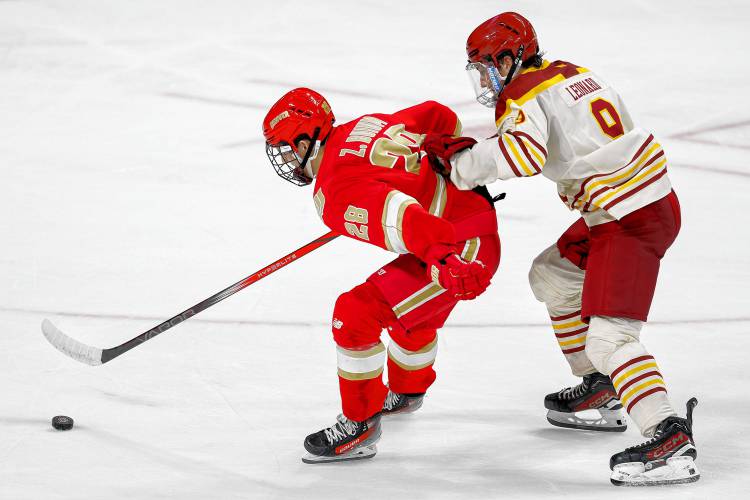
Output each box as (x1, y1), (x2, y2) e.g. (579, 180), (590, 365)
(423, 245), (491, 300)
(422, 134), (477, 176)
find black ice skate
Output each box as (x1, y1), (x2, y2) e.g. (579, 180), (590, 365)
(382, 389), (425, 415)
(302, 413), (381, 464)
(610, 398), (699, 486)
(545, 372), (626, 432)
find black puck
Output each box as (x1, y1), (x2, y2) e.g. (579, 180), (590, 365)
(51, 415), (74, 431)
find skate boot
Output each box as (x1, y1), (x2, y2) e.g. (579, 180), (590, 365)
(382, 389), (425, 415)
(545, 372), (626, 432)
(610, 398), (699, 486)
(302, 413), (381, 464)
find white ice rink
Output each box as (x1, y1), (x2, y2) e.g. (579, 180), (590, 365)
(1, 1), (749, 498)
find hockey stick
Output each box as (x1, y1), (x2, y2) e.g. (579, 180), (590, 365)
(41, 231), (339, 366)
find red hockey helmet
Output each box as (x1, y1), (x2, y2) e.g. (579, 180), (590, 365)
(465, 12), (539, 107)
(467, 12), (538, 67)
(262, 88), (335, 186)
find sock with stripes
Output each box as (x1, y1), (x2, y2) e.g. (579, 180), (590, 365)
(548, 307), (596, 376)
(605, 341), (676, 437)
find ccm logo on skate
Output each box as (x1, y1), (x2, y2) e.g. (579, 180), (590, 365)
(335, 428), (372, 455)
(577, 390), (613, 410)
(647, 432), (689, 460)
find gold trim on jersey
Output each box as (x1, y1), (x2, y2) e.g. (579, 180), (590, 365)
(597, 158), (667, 207)
(392, 282), (446, 319)
(500, 132), (547, 177)
(460, 237), (481, 262)
(453, 117), (463, 137)
(313, 188), (325, 220)
(518, 135), (546, 166)
(382, 191), (418, 254)
(428, 173), (448, 217)
(574, 142), (664, 209)
(495, 66), (590, 127)
(502, 135), (536, 176)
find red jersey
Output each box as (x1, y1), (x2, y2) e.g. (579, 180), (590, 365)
(313, 101), (493, 261)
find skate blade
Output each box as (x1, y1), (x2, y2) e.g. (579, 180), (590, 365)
(301, 445), (377, 464)
(547, 409), (627, 432)
(611, 456), (700, 486)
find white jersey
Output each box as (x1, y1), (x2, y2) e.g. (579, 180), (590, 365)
(450, 60), (672, 226)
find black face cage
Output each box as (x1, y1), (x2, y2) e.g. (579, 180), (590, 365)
(265, 127), (321, 187)
(265, 142), (311, 186)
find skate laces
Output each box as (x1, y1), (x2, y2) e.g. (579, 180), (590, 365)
(323, 415), (360, 444)
(627, 425), (667, 451)
(384, 390), (402, 410)
(558, 378), (589, 400)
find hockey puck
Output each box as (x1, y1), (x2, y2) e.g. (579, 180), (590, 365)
(51, 415), (74, 431)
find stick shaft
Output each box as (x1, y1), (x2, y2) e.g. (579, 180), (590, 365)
(99, 231), (338, 363)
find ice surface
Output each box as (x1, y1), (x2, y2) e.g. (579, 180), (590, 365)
(1, 1), (748, 498)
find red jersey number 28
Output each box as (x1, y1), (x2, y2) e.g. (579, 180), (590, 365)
(344, 205), (369, 241)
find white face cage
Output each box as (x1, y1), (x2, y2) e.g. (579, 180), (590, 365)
(466, 61), (504, 108)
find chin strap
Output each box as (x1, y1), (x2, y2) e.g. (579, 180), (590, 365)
(298, 126), (328, 183)
(303, 139), (322, 180)
(496, 44), (525, 97)
(297, 127), (320, 170)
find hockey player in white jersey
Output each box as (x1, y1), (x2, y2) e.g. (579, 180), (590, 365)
(423, 12), (699, 486)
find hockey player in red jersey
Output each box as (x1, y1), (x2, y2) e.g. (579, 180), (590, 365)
(423, 13), (698, 486)
(262, 88), (500, 463)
